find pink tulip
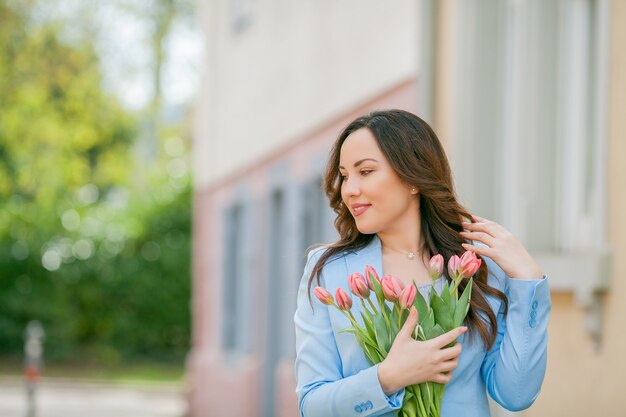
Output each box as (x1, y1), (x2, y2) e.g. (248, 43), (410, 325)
(348, 273), (371, 298)
(335, 288), (353, 310)
(428, 254), (444, 279)
(459, 250), (475, 267)
(399, 285), (417, 310)
(314, 287), (334, 305)
(460, 256), (482, 278)
(448, 255), (461, 278)
(364, 265), (380, 289)
(381, 275), (404, 302)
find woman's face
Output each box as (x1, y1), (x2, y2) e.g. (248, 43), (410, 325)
(339, 128), (418, 235)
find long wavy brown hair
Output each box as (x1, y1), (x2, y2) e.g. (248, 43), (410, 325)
(307, 109), (508, 349)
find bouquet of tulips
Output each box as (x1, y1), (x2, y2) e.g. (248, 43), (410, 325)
(314, 250), (482, 417)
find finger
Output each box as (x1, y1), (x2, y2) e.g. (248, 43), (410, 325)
(470, 215), (510, 237)
(472, 214), (489, 223)
(430, 326), (467, 348)
(397, 306), (418, 340)
(462, 221), (498, 238)
(459, 231), (495, 247)
(438, 358), (459, 373)
(437, 342), (462, 361)
(432, 372), (453, 384)
(462, 242), (493, 258)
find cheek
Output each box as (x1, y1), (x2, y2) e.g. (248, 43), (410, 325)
(339, 184), (347, 203)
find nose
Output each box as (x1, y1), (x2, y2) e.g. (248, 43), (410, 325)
(342, 175), (361, 198)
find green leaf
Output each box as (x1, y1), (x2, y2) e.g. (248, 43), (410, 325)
(425, 309), (435, 332)
(425, 324), (445, 340)
(361, 312), (376, 342)
(412, 287), (430, 327)
(431, 294), (453, 331)
(370, 274), (385, 305)
(453, 278), (473, 328)
(402, 393), (417, 417)
(441, 280), (451, 306)
(372, 314), (391, 354)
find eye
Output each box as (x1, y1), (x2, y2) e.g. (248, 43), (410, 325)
(360, 169), (373, 176)
(339, 173), (347, 181)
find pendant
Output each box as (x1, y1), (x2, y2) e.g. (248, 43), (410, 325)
(407, 252), (416, 259)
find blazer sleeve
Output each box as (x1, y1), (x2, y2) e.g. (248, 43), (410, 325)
(294, 249), (404, 417)
(480, 258), (551, 411)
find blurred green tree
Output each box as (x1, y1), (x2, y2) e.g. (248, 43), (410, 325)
(0, 1), (191, 365)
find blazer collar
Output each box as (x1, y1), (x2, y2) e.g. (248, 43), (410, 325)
(344, 234), (384, 278)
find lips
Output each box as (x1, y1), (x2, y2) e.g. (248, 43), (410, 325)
(351, 204), (371, 217)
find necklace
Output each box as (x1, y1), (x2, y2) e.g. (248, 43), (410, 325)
(382, 244), (420, 260)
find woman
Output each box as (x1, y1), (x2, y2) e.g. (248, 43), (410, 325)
(294, 109), (550, 416)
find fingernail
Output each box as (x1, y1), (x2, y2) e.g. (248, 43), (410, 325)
(460, 326), (468, 332)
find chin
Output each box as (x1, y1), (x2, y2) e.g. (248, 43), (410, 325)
(354, 220), (380, 235)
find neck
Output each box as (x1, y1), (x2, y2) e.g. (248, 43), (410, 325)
(377, 218), (423, 258)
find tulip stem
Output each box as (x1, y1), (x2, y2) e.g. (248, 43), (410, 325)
(360, 299), (371, 315)
(367, 298), (379, 315)
(416, 385), (427, 416)
(377, 300), (391, 329)
(452, 277), (462, 299)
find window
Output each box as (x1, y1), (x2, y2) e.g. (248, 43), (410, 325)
(300, 177), (326, 267)
(424, 0), (611, 357)
(221, 202), (251, 356)
(261, 188), (287, 417)
(445, 0), (609, 290)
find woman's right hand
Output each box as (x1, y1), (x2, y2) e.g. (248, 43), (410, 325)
(377, 307), (466, 396)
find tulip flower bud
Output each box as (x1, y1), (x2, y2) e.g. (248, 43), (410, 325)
(335, 288), (353, 310)
(448, 255), (461, 279)
(348, 273), (371, 299)
(364, 265), (380, 289)
(313, 287), (334, 305)
(459, 250), (475, 267)
(428, 254), (444, 280)
(399, 284), (417, 310)
(460, 257), (482, 278)
(381, 275), (404, 302)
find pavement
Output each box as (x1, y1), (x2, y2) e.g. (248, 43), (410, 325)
(0, 376), (188, 417)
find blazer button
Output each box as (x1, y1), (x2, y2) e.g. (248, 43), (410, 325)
(530, 310), (537, 319)
(354, 404), (363, 413)
(366, 400), (373, 409)
(532, 300), (539, 309)
(529, 319), (537, 328)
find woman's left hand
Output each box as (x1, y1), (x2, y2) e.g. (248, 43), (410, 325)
(460, 215), (544, 280)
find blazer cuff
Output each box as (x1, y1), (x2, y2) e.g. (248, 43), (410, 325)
(507, 275), (550, 306)
(506, 276), (551, 330)
(349, 364), (404, 415)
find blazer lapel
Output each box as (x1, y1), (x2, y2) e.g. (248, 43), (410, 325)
(344, 235), (383, 280)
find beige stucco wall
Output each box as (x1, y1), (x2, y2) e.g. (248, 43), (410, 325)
(193, 0), (418, 189)
(527, 1), (626, 415)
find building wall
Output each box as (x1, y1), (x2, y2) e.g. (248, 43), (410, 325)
(430, 0), (626, 416)
(189, 2), (422, 415)
(188, 81), (418, 417)
(193, 0), (418, 190)
(531, 1), (626, 415)
(190, 0), (626, 416)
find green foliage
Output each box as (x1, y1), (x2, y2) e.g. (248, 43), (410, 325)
(0, 2), (191, 364)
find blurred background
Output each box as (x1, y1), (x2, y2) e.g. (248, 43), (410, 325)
(2, 0), (626, 417)
(1, 0), (198, 415)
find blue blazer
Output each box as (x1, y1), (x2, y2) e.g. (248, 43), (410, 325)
(294, 235), (550, 417)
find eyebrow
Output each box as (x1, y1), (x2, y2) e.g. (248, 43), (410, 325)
(338, 158), (379, 170)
